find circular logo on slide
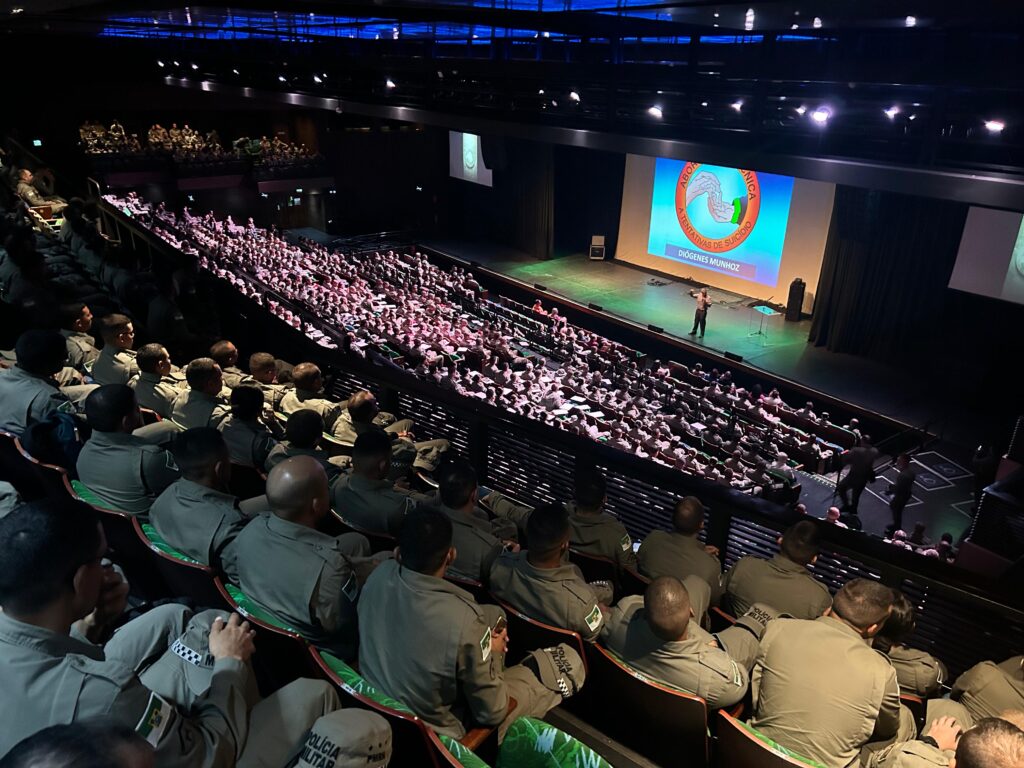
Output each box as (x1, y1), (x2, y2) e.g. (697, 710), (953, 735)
(675, 163), (761, 253)
(463, 144), (477, 171)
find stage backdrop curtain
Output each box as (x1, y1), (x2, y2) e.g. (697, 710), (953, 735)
(809, 185), (968, 363)
(503, 140), (554, 260)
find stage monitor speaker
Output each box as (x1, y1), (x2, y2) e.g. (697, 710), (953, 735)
(534, 283), (547, 291)
(724, 351), (744, 363)
(648, 324), (664, 334)
(786, 278), (806, 322)
(589, 234), (607, 261)
(588, 302), (603, 311)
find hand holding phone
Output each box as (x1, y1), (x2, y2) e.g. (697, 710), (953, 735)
(491, 615), (509, 655)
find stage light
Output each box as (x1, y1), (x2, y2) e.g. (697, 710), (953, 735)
(551, 99), (558, 107)
(908, 114), (917, 121)
(647, 106), (663, 119)
(791, 24), (798, 29)
(745, 8), (754, 30)
(173, 61), (180, 67)
(538, 89), (545, 94)
(543, 31), (550, 38)
(295, 188), (304, 193)
(731, 100), (743, 112)
(884, 106), (900, 119)
(232, 68), (240, 75)
(810, 107), (831, 124)
(313, 75), (323, 84)
(813, 17), (822, 27)
(32, 139), (41, 147)
(260, 192), (269, 198)
(795, 105), (807, 115)
(278, 75), (287, 82)
(321, 73), (328, 79)
(701, 101), (709, 107)
(905, 15), (916, 27)
(569, 91), (580, 102)
(190, 63), (199, 71)
(157, 60), (165, 67)
(386, 78), (397, 89)
(11, 7), (24, 13)
(985, 120), (1006, 133)
(713, 11), (719, 17)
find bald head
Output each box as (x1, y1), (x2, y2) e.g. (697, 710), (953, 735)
(644, 576), (691, 642)
(265, 456), (329, 526)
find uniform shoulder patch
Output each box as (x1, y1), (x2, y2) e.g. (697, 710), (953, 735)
(479, 627), (492, 663)
(584, 605), (603, 632)
(135, 691), (174, 747)
(619, 534), (632, 552)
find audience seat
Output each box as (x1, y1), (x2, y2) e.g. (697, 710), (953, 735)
(578, 643), (715, 768)
(228, 463), (267, 500)
(134, 519), (229, 610)
(321, 432), (355, 457)
(900, 693), (926, 735)
(490, 596), (588, 673)
(497, 717), (614, 768)
(214, 579), (318, 695)
(139, 407), (162, 425)
(1, 430), (58, 500)
(618, 567), (649, 597)
(567, 548), (618, 586)
(445, 574), (490, 605)
(709, 606), (738, 634)
(13, 436), (72, 497)
(310, 648), (496, 768)
(325, 509), (397, 554)
(715, 711), (823, 768)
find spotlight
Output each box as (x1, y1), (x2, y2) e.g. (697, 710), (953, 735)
(713, 11), (719, 17)
(386, 78), (397, 89)
(11, 7), (24, 13)
(813, 17), (822, 28)
(731, 100), (743, 112)
(985, 120), (1006, 133)
(321, 73), (328, 79)
(647, 105), (663, 119)
(791, 24), (798, 29)
(260, 192), (269, 198)
(908, 114), (917, 121)
(569, 91), (580, 102)
(701, 101), (709, 107)
(884, 106), (899, 119)
(905, 15), (916, 27)
(745, 8), (754, 30)
(538, 88), (545, 94)
(810, 107), (831, 124)
(551, 99), (558, 107)
(278, 75), (287, 82)
(232, 69), (240, 75)
(157, 60), (165, 67)
(191, 63), (198, 70)
(173, 61), (180, 67)
(795, 105), (807, 115)
(313, 75), (323, 84)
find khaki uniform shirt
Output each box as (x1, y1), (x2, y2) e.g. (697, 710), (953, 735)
(331, 474), (422, 535)
(257, 382), (290, 411)
(217, 415), (279, 469)
(601, 595), (748, 708)
(0, 366), (74, 435)
(130, 372), (186, 419)
(722, 554), (832, 619)
(170, 390), (231, 429)
(953, 656), (1024, 723)
(874, 740), (952, 768)
(441, 505), (506, 583)
(886, 646), (947, 698)
(279, 388), (345, 432)
(76, 430), (180, 514)
(264, 443), (348, 483)
(224, 515), (367, 660)
(149, 478), (249, 572)
(0, 611), (250, 766)
(221, 366), (247, 389)
(637, 530), (723, 605)
(357, 559), (510, 738)
(61, 329), (100, 372)
(92, 347), (139, 385)
(489, 552), (609, 642)
(565, 504), (638, 570)
(751, 615), (902, 768)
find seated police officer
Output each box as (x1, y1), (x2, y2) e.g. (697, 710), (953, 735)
(76, 385), (180, 514)
(209, 339), (246, 389)
(129, 343), (185, 419)
(265, 408), (349, 482)
(489, 502), (613, 643)
(91, 314), (139, 386)
(279, 363), (347, 431)
(0, 330), (76, 436)
(874, 591), (948, 699)
(638, 496), (724, 605)
(170, 358), (230, 429)
(565, 468), (637, 571)
(59, 302), (100, 374)
(217, 385), (282, 469)
(358, 507), (586, 741)
(0, 498), (341, 766)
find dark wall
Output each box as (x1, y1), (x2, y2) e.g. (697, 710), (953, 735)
(553, 145), (625, 259)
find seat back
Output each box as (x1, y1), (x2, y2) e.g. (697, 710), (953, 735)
(491, 596), (587, 670)
(496, 716), (613, 768)
(13, 436), (70, 497)
(568, 548), (618, 586)
(715, 711), (824, 768)
(900, 693), (926, 735)
(327, 510), (397, 553)
(445, 574), (490, 605)
(228, 463), (267, 500)
(618, 567), (650, 597)
(580, 643), (711, 768)
(135, 519), (229, 610)
(1, 429), (47, 499)
(321, 432), (355, 457)
(139, 407), (162, 425)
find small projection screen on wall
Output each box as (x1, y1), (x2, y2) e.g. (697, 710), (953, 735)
(949, 206), (1024, 306)
(449, 131), (493, 187)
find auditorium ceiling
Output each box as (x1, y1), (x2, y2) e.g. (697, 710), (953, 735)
(2, 0), (1022, 186)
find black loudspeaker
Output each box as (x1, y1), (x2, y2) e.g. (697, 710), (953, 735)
(786, 278), (805, 321)
(588, 303), (603, 311)
(724, 351), (744, 363)
(648, 324), (664, 334)
(534, 283), (547, 291)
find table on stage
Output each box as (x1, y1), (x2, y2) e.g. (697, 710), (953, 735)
(748, 304), (781, 344)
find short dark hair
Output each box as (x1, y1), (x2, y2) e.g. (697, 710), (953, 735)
(172, 428), (228, 479)
(97, 313), (132, 342)
(15, 330), (67, 376)
(644, 576), (691, 642)
(347, 390), (377, 424)
(875, 591), (916, 649)
(439, 459), (477, 509)
(285, 409), (324, 448)
(955, 717), (1024, 768)
(0, 499), (102, 614)
(84, 384), (137, 432)
(230, 385), (264, 420)
(249, 352), (276, 376)
(59, 302), (87, 330)
(573, 467), (606, 511)
(831, 579), (894, 631)
(291, 362), (321, 391)
(780, 520), (821, 566)
(398, 507), (453, 574)
(672, 497), (705, 535)
(0, 719), (151, 768)
(525, 502), (570, 557)
(353, 428), (393, 466)
(209, 340), (237, 368)
(136, 343), (167, 374)
(185, 357), (220, 390)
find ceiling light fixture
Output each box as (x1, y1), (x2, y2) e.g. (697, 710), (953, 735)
(386, 78), (397, 89)
(795, 105), (807, 115)
(731, 100), (743, 112)
(905, 15), (917, 27)
(812, 17), (822, 28)
(648, 106), (663, 118)
(884, 106), (899, 119)
(984, 120), (1006, 133)
(157, 60), (165, 67)
(569, 91), (581, 102)
(745, 8), (754, 30)
(810, 107), (831, 124)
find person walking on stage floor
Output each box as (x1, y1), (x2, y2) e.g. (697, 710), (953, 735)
(688, 287), (713, 338)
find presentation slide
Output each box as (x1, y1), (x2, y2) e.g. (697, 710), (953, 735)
(449, 131), (493, 187)
(647, 158), (796, 288)
(949, 207), (1024, 306)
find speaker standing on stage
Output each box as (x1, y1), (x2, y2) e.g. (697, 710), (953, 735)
(688, 287), (712, 337)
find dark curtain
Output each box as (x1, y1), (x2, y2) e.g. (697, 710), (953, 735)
(553, 146), (626, 259)
(809, 185), (968, 363)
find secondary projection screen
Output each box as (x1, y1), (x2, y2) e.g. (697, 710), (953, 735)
(617, 154), (836, 313)
(949, 207), (1024, 306)
(449, 131), (493, 187)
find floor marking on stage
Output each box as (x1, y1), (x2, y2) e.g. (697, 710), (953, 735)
(903, 461), (955, 491)
(949, 500), (977, 520)
(912, 451), (973, 481)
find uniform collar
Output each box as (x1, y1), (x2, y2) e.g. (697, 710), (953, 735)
(817, 613), (869, 643)
(90, 429), (145, 446)
(175, 478), (238, 507)
(266, 513), (334, 546)
(347, 474), (393, 492)
(512, 551), (581, 583)
(138, 371), (162, 383)
(442, 505), (493, 533)
(769, 554), (808, 574)
(398, 561), (473, 599)
(6, 366), (59, 389)
(61, 330), (94, 344)
(0, 612), (104, 660)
